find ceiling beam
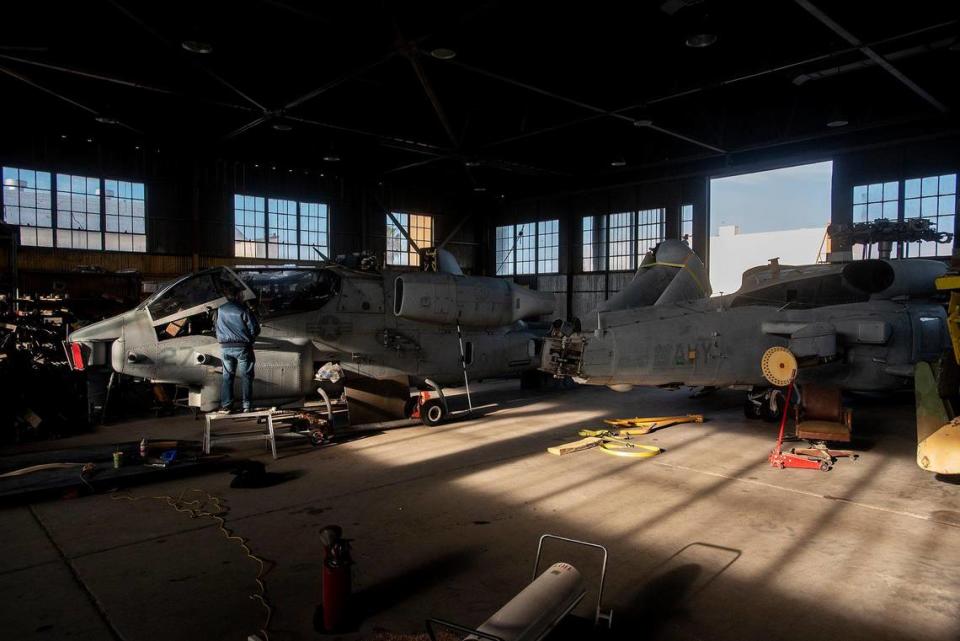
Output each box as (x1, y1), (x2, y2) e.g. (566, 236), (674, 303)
(105, 0), (267, 112)
(480, 18), (957, 150)
(283, 114), (452, 157)
(793, 0), (948, 113)
(0, 64), (141, 133)
(405, 48), (461, 149)
(445, 59), (725, 154)
(0, 54), (257, 113)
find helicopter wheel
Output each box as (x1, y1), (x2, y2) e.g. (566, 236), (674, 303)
(761, 389), (787, 422)
(743, 393), (764, 420)
(420, 399), (446, 426)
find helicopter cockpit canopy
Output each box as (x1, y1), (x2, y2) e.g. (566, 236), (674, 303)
(140, 267), (253, 326)
(235, 268), (341, 318)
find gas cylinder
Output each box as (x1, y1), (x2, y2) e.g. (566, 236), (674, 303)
(316, 525), (352, 633)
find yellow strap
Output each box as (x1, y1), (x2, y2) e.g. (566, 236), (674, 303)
(578, 429), (611, 437)
(598, 441), (662, 458)
(638, 258), (708, 296)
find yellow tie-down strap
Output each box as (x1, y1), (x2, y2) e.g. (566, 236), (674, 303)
(576, 429), (662, 459)
(603, 414), (704, 435)
(639, 257), (709, 296)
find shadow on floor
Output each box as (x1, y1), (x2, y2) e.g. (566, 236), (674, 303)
(314, 547), (483, 634)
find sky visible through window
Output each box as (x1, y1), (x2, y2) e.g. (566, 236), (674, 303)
(709, 161), (833, 295)
(710, 161), (833, 235)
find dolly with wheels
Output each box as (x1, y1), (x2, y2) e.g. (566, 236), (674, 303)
(426, 534), (612, 641)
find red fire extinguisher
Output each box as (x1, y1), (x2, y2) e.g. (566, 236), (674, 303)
(316, 525), (352, 633)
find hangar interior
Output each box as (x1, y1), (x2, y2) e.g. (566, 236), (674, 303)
(1, 2), (959, 641)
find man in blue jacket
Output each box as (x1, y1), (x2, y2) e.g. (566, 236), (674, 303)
(215, 288), (261, 414)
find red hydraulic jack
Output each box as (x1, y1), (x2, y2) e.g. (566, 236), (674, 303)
(768, 384), (830, 472)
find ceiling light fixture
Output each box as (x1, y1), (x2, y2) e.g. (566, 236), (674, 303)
(86, 137), (93, 143)
(464, 160), (481, 167)
(826, 119), (849, 128)
(473, 186), (487, 192)
(95, 115), (119, 125)
(610, 158), (627, 167)
(323, 154), (341, 162)
(181, 40), (213, 54)
(60, 134), (67, 140)
(685, 33), (717, 48)
(430, 47), (457, 60)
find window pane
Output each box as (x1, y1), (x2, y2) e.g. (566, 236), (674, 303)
(905, 179), (921, 199)
(852, 185), (868, 204)
(883, 181), (898, 201)
(940, 174), (957, 195)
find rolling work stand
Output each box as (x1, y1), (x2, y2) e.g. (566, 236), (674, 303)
(426, 534), (612, 641)
(203, 397), (348, 459)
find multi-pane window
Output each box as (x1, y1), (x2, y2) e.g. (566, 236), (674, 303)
(56, 174), (102, 250)
(515, 222), (536, 274)
(852, 177), (957, 258)
(581, 209), (665, 272)
(2, 167), (53, 247)
(637, 208), (665, 257)
(852, 182), (899, 224)
(299, 202), (329, 260)
(905, 174), (956, 258)
(537, 219), (559, 273)
(852, 181), (899, 258)
(608, 212), (635, 271)
(234, 194), (329, 261)
(104, 180), (146, 252)
(409, 214), (432, 266)
(582, 215), (605, 272)
(268, 198), (298, 259)
(2, 166), (146, 252)
(234, 194), (266, 258)
(681, 203), (693, 248)
(496, 224), (515, 276)
(386, 212), (433, 267)
(495, 219), (560, 275)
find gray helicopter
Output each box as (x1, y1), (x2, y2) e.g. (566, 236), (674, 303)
(541, 239), (949, 438)
(65, 248), (555, 425)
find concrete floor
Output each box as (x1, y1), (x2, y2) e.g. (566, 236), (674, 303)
(1, 381), (959, 641)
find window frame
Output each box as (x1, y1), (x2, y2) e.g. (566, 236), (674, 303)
(233, 192), (331, 261)
(386, 211), (433, 267)
(495, 218), (561, 276)
(851, 174), (957, 259)
(2, 165), (146, 252)
(581, 209), (666, 273)
(104, 178), (147, 253)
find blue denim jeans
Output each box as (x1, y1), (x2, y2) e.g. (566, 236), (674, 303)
(221, 346), (255, 410)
